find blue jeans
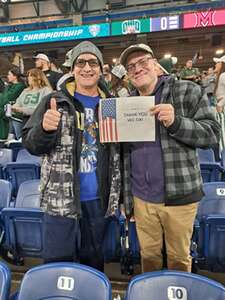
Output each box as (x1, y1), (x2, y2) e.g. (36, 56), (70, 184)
(11, 120), (23, 139)
(79, 199), (108, 271)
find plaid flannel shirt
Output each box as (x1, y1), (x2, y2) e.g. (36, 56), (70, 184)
(123, 77), (221, 216)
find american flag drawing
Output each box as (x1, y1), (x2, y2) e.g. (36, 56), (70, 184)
(99, 98), (118, 143)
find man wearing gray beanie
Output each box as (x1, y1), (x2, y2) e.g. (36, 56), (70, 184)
(22, 41), (120, 271)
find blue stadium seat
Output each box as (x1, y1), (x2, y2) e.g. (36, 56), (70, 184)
(125, 270), (225, 300)
(16, 262), (112, 300)
(2, 208), (44, 258)
(0, 180), (12, 242)
(120, 217), (140, 275)
(197, 148), (215, 163)
(4, 162), (40, 196)
(0, 262), (11, 300)
(6, 142), (23, 162)
(128, 220), (140, 263)
(192, 182), (225, 272)
(16, 149), (41, 164)
(15, 180), (40, 208)
(0, 180), (12, 211)
(103, 216), (121, 263)
(199, 162), (224, 182)
(1, 180), (43, 259)
(0, 149), (13, 179)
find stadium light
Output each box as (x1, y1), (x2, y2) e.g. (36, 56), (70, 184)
(164, 53), (172, 59)
(216, 49), (224, 55)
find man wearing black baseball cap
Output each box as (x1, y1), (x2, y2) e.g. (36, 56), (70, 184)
(23, 41), (119, 270)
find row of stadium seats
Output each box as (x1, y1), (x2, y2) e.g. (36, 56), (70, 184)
(197, 148), (225, 182)
(0, 146), (41, 197)
(0, 179), (139, 272)
(1, 261), (225, 300)
(1, 179), (225, 274)
(0, 146), (225, 199)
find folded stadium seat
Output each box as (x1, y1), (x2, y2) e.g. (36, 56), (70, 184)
(14, 179), (40, 208)
(192, 182), (225, 272)
(6, 142), (23, 162)
(0, 261), (11, 300)
(197, 148), (224, 182)
(103, 215), (121, 263)
(120, 217), (140, 275)
(197, 148), (216, 163)
(16, 149), (41, 165)
(221, 148), (225, 167)
(15, 262), (112, 300)
(128, 220), (140, 264)
(1, 180), (43, 260)
(4, 161), (40, 197)
(0, 180), (12, 242)
(125, 270), (225, 300)
(0, 148), (13, 179)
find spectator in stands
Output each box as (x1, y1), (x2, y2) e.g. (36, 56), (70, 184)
(179, 59), (200, 83)
(103, 63), (112, 91)
(10, 68), (52, 139)
(202, 67), (216, 106)
(158, 56), (178, 75)
(0, 67), (25, 145)
(213, 55), (225, 154)
(119, 43), (220, 273)
(34, 53), (62, 90)
(22, 41), (119, 271)
(57, 49), (73, 91)
(111, 64), (130, 97)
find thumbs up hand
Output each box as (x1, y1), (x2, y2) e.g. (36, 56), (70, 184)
(42, 98), (61, 132)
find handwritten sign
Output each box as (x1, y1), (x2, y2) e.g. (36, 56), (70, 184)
(99, 96), (155, 142)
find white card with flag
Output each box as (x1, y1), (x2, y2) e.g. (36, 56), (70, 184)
(99, 96), (155, 143)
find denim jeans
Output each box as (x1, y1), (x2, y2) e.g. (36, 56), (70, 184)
(11, 120), (23, 140)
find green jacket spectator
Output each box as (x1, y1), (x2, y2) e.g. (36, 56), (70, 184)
(0, 68), (25, 141)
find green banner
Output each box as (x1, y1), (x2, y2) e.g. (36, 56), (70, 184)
(111, 18), (151, 36)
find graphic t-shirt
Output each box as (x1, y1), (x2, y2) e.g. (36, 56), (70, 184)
(75, 92), (100, 201)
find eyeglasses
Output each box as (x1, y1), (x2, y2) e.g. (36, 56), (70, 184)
(126, 56), (153, 74)
(75, 59), (100, 69)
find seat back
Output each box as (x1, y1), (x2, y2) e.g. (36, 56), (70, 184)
(16, 149), (41, 164)
(0, 262), (11, 300)
(197, 182), (225, 217)
(197, 148), (215, 163)
(2, 208), (44, 257)
(0, 180), (12, 211)
(200, 163), (223, 183)
(17, 262), (112, 300)
(7, 142), (23, 161)
(221, 148), (225, 167)
(128, 220), (140, 263)
(5, 162), (40, 196)
(0, 149), (12, 178)
(0, 149), (13, 166)
(125, 270), (225, 300)
(192, 182), (225, 271)
(15, 180), (40, 208)
(103, 216), (121, 263)
(201, 215), (225, 271)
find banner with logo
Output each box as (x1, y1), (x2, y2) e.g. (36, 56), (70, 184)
(183, 9), (225, 29)
(111, 18), (151, 36)
(0, 23), (110, 47)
